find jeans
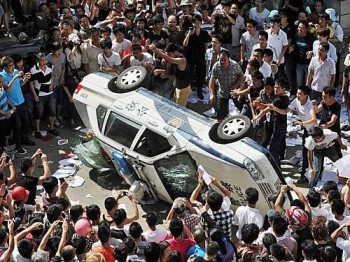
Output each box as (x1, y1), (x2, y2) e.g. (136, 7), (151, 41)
(296, 63), (309, 87)
(285, 57), (297, 95)
(217, 97), (229, 120)
(309, 144), (342, 188)
(269, 125), (287, 169)
(34, 94), (56, 119)
(300, 128), (309, 176)
(11, 102), (30, 148)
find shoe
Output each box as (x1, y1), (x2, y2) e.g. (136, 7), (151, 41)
(22, 138), (35, 146)
(49, 129), (59, 136)
(57, 116), (66, 124)
(16, 147), (27, 155)
(296, 176), (309, 184)
(35, 131), (43, 139)
(343, 125), (350, 131)
(197, 90), (204, 100)
(54, 121), (64, 128)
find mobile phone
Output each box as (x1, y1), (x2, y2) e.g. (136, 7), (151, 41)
(59, 178), (65, 183)
(122, 191), (128, 196)
(5, 155), (10, 163)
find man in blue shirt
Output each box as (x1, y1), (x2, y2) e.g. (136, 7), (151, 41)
(0, 56), (35, 154)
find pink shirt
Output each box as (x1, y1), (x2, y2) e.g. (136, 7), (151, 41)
(167, 238), (196, 262)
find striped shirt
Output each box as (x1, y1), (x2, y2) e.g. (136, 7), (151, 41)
(30, 64), (54, 96)
(0, 87), (9, 120)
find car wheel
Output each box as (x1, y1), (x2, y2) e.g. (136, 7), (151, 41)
(217, 115), (252, 142)
(114, 66), (147, 92)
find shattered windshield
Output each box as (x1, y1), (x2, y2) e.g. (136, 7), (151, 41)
(154, 152), (198, 199)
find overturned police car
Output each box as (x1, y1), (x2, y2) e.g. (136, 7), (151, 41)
(73, 66), (287, 212)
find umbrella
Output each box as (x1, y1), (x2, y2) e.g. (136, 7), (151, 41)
(334, 153), (350, 178)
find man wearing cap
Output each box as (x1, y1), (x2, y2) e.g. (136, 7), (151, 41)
(0, 56), (34, 154)
(177, 0), (201, 32)
(17, 149), (51, 205)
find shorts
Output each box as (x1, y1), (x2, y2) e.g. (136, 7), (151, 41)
(34, 94), (56, 119)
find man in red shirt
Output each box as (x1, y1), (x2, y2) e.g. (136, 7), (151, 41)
(167, 219), (195, 261)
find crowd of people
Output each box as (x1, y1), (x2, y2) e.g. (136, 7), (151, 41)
(0, 0), (350, 261)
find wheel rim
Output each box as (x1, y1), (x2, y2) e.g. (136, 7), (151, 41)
(120, 68), (142, 85)
(222, 118), (246, 136)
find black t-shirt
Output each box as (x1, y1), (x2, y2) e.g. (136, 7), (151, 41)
(294, 33), (315, 64)
(214, 14), (234, 44)
(16, 173), (39, 205)
(186, 29), (211, 62)
(319, 101), (341, 135)
(281, 23), (295, 58)
(272, 95), (289, 128)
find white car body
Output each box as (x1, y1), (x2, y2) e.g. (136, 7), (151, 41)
(73, 69), (288, 213)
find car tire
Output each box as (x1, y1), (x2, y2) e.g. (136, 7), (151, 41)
(217, 115), (252, 142)
(109, 66), (148, 93)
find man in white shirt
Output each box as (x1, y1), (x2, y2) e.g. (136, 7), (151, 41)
(288, 85), (317, 184)
(143, 211), (168, 243)
(234, 187), (263, 239)
(305, 126), (347, 188)
(97, 39), (121, 75)
(265, 14), (288, 79)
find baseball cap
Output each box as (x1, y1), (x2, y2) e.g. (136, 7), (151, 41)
(325, 8), (337, 22)
(74, 218), (91, 237)
(11, 186), (30, 201)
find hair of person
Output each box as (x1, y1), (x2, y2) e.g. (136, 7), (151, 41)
(132, 44), (142, 52)
(113, 208), (127, 225)
(97, 224), (111, 244)
(251, 70), (264, 81)
(323, 181), (338, 194)
(209, 227), (227, 255)
(100, 39), (113, 49)
(264, 77), (275, 87)
(219, 49), (231, 59)
(248, 59), (260, 71)
(169, 218), (183, 238)
(323, 86), (336, 96)
(306, 189), (321, 208)
(327, 220), (340, 235)
(146, 211), (158, 227)
(241, 223), (259, 244)
(298, 19), (309, 29)
(262, 233), (277, 252)
(100, 26), (112, 34)
(42, 176), (59, 194)
(270, 243), (286, 260)
(275, 78), (289, 90)
(193, 14), (202, 23)
(144, 242), (161, 262)
(290, 199), (305, 210)
(104, 197), (117, 212)
(331, 199), (345, 216)
(168, 251), (182, 262)
(272, 216), (288, 236)
(0, 56), (14, 67)
(258, 30), (268, 40)
(263, 48), (273, 57)
(308, 126), (324, 138)
(328, 190), (341, 202)
(123, 236), (137, 254)
(320, 41), (330, 51)
(301, 239), (318, 260)
(246, 19), (257, 27)
(253, 48), (264, 58)
(113, 24), (126, 35)
(206, 241), (220, 256)
(311, 221), (329, 241)
(298, 85), (311, 95)
(114, 243), (128, 261)
(193, 227), (206, 244)
(317, 28), (330, 38)
(129, 222), (143, 239)
(86, 204), (101, 221)
(212, 34), (223, 43)
(206, 190), (223, 211)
